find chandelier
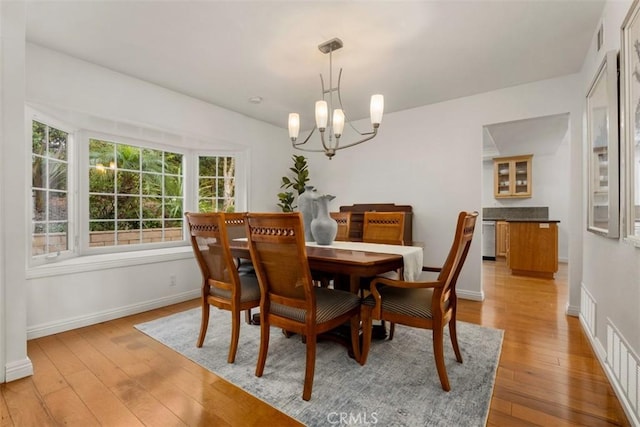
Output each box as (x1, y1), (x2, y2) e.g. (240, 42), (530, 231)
(288, 38), (384, 159)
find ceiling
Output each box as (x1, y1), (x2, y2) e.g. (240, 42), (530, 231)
(25, 0), (603, 134)
(482, 113), (570, 160)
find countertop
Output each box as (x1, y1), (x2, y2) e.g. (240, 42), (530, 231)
(483, 218), (560, 223)
(505, 219), (560, 223)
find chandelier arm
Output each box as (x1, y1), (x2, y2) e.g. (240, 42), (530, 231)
(333, 128), (378, 151)
(292, 125), (318, 147)
(292, 145), (331, 153)
(319, 129), (333, 152)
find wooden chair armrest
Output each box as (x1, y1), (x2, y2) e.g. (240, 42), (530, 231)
(367, 276), (444, 317)
(370, 276), (443, 291)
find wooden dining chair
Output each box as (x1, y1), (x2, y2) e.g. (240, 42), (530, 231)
(360, 211), (478, 391)
(245, 212), (361, 401)
(330, 211), (352, 241)
(185, 212), (261, 363)
(362, 211), (407, 245)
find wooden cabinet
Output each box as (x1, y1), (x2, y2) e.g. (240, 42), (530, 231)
(494, 155), (532, 198)
(495, 221), (509, 257)
(507, 221), (558, 279)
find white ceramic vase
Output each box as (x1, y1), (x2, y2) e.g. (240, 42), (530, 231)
(310, 194), (337, 245)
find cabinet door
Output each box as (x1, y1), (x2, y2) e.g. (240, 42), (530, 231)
(494, 160), (511, 197)
(508, 222), (558, 278)
(495, 221), (509, 257)
(513, 159), (531, 197)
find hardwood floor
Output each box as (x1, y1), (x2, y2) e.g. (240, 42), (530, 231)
(1, 260), (630, 426)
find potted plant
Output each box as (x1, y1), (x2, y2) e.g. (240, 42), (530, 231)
(277, 155), (310, 212)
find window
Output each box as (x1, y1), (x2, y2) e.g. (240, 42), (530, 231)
(31, 120), (71, 258)
(198, 155), (236, 212)
(28, 108), (247, 263)
(88, 138), (184, 247)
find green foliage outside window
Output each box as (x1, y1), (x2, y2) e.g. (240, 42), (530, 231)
(88, 138), (184, 242)
(31, 120), (69, 255)
(198, 156), (235, 213)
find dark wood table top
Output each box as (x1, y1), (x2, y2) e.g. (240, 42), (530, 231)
(229, 240), (404, 293)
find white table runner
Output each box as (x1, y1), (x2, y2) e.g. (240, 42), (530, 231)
(305, 241), (423, 281)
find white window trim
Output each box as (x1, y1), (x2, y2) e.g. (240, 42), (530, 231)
(193, 150), (248, 213)
(78, 129), (190, 256)
(27, 108), (77, 267)
(26, 246), (194, 279)
(623, 138), (640, 247)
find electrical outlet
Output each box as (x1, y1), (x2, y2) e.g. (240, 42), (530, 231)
(170, 275), (177, 287)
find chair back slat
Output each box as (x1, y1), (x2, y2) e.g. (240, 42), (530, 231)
(185, 212), (241, 295)
(224, 212), (248, 240)
(330, 211), (352, 241)
(362, 211), (406, 245)
(246, 213), (314, 304)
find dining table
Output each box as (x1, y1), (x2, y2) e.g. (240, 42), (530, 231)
(229, 239), (424, 294)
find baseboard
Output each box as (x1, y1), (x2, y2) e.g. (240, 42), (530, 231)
(5, 357), (33, 382)
(579, 313), (640, 426)
(457, 289), (484, 301)
(565, 302), (580, 317)
(27, 289), (200, 339)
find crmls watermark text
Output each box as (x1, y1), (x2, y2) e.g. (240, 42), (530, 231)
(326, 412), (379, 425)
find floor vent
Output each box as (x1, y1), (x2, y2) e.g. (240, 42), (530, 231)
(606, 321), (639, 419)
(580, 285), (596, 337)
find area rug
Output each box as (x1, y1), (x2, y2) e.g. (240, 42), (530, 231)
(135, 308), (503, 426)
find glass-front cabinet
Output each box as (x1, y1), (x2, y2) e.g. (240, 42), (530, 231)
(493, 155), (532, 199)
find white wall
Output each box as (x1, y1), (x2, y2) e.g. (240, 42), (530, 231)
(307, 73), (582, 303)
(578, 1), (640, 423)
(481, 131), (571, 262)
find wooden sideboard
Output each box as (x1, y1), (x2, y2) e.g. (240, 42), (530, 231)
(339, 203), (413, 243)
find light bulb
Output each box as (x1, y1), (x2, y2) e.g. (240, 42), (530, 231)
(288, 113), (300, 139)
(370, 94), (384, 125)
(315, 100), (328, 129)
(333, 109), (345, 136)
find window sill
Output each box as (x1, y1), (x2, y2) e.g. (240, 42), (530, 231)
(27, 246), (194, 279)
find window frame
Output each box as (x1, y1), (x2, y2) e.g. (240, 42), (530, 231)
(621, 1), (640, 247)
(27, 109), (77, 266)
(79, 130), (190, 255)
(196, 152), (246, 213)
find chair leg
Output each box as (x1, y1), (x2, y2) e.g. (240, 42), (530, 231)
(349, 315), (361, 363)
(197, 302), (210, 348)
(228, 310), (241, 363)
(302, 332), (317, 401)
(245, 309), (252, 325)
(255, 315), (270, 377)
(388, 322), (395, 340)
(360, 307), (373, 365)
(449, 318), (463, 363)
(433, 328), (451, 391)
